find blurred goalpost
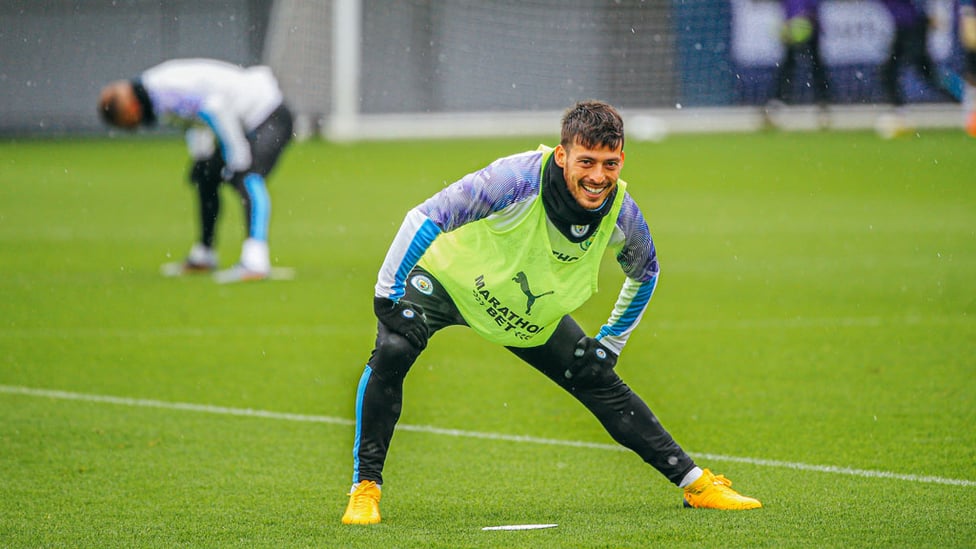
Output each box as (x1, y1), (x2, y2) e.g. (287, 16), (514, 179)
(264, 0), (964, 142)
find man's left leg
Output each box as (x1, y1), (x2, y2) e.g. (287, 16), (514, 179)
(217, 105), (294, 282)
(507, 315), (761, 509)
(161, 155), (222, 276)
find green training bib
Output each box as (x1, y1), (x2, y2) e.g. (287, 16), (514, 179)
(419, 146), (626, 347)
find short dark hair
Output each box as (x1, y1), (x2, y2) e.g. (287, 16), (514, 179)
(560, 100), (624, 151)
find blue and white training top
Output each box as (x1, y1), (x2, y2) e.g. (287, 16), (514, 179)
(375, 148), (660, 356)
(140, 58), (284, 172)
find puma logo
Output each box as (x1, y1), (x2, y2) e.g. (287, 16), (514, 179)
(512, 271), (553, 315)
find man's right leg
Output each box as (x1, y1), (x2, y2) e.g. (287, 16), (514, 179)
(343, 322), (423, 524)
(344, 269), (466, 524)
(351, 322), (422, 485)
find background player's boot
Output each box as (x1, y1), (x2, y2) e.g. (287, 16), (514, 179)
(341, 481), (381, 525)
(160, 243), (217, 276)
(682, 469), (762, 510)
(213, 238), (271, 283)
(212, 263), (269, 284)
(183, 243), (218, 271)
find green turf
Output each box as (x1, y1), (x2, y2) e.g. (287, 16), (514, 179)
(1, 130), (974, 547)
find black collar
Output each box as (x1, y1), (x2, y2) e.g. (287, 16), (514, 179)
(541, 152), (616, 243)
(131, 79), (156, 126)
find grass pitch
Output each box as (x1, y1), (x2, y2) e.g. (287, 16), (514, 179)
(1, 129), (974, 547)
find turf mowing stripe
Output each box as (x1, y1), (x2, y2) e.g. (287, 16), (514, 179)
(0, 314), (970, 340)
(2, 384), (974, 488)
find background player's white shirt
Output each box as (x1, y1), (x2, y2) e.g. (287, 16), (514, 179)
(141, 58), (284, 172)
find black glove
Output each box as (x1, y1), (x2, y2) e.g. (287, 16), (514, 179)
(564, 336), (617, 382)
(373, 296), (429, 350)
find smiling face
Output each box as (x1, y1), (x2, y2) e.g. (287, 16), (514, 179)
(553, 138), (625, 210)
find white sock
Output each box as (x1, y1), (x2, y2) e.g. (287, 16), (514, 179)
(679, 466), (704, 488)
(240, 238), (270, 273)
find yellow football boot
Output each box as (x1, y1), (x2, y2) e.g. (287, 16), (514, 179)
(682, 469), (762, 510)
(341, 480), (382, 525)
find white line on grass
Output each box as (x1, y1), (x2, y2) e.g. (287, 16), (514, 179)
(2, 384), (974, 488)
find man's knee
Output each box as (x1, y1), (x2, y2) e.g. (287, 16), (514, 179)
(368, 329), (423, 379)
(567, 368), (624, 393)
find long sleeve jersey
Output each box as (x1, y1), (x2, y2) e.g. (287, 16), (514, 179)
(139, 58), (284, 172)
(375, 149), (660, 356)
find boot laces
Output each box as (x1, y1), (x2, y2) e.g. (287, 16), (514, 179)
(348, 481), (379, 511)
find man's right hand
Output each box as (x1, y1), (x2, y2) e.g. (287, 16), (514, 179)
(564, 336), (617, 383)
(373, 296), (429, 350)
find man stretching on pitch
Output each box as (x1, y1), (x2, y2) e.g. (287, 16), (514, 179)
(98, 58), (293, 283)
(342, 100), (762, 525)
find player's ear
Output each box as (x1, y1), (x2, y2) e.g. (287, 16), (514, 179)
(554, 144), (567, 168)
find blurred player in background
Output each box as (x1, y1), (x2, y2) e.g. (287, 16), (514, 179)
(340, 100), (762, 526)
(877, 0), (960, 134)
(98, 58), (293, 283)
(960, 0), (976, 135)
(765, 0), (832, 128)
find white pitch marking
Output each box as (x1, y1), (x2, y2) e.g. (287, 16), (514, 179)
(482, 524), (558, 531)
(1, 384), (973, 488)
(0, 384), (352, 427)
